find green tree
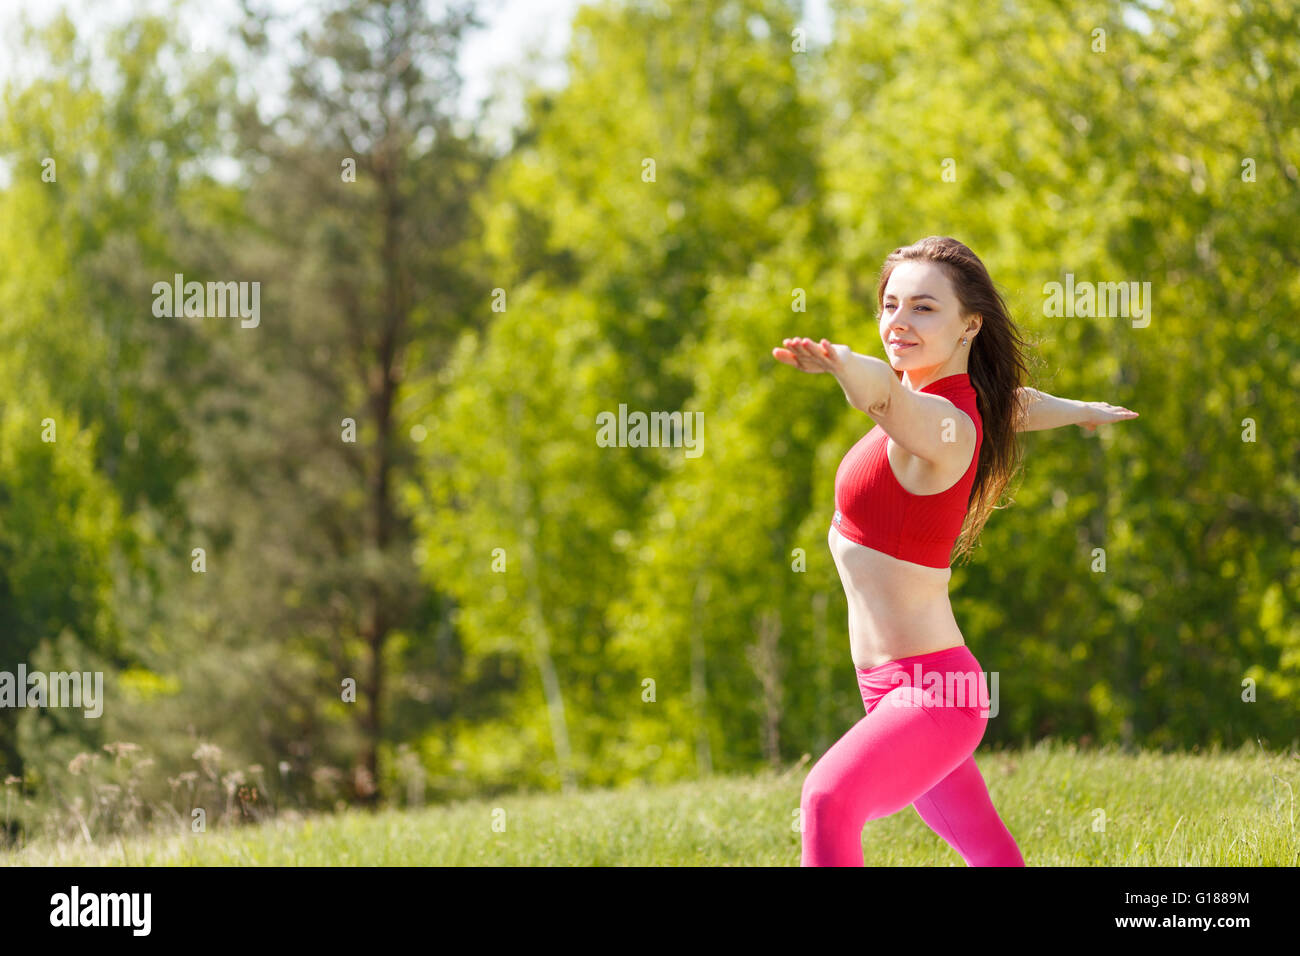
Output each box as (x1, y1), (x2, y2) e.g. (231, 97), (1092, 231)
(172, 0), (494, 801)
(0, 6), (236, 788)
(413, 0), (835, 790)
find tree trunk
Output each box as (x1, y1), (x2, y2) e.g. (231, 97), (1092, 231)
(691, 576), (713, 776)
(511, 393), (575, 792)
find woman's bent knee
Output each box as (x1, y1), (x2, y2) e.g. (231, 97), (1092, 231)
(801, 768), (853, 820)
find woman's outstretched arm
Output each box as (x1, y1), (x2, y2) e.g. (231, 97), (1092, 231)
(1014, 387), (1138, 432)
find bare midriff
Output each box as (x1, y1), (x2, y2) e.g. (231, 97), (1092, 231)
(828, 524), (966, 670)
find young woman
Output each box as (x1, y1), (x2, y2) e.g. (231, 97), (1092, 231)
(772, 236), (1138, 866)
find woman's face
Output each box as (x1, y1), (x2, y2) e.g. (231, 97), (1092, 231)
(878, 261), (974, 371)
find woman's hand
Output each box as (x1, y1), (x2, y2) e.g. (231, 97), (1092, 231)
(1077, 401), (1139, 431)
(775, 338), (891, 412)
(773, 337), (852, 373)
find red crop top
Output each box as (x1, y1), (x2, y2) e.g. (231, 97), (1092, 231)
(831, 372), (982, 569)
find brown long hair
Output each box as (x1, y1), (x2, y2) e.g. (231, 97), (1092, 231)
(874, 236), (1035, 565)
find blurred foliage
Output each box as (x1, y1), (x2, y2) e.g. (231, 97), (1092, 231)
(0, 0), (1296, 839)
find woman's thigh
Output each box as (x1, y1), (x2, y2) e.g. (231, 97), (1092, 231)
(803, 684), (986, 823)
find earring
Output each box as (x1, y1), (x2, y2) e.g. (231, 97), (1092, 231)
(961, 337), (968, 346)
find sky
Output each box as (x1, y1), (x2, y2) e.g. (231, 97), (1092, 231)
(0, 0), (835, 152)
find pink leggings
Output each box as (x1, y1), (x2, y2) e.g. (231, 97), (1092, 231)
(800, 644), (1025, 866)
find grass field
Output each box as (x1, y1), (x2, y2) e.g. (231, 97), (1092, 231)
(4, 738), (1297, 865)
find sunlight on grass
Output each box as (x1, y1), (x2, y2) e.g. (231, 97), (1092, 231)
(5, 739), (1297, 865)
